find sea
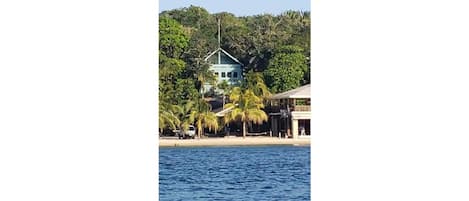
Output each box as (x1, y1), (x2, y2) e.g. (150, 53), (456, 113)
(159, 145), (310, 201)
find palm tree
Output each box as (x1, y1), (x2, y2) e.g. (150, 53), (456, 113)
(193, 99), (219, 138)
(174, 100), (197, 133)
(244, 71), (272, 99)
(217, 80), (230, 108)
(195, 60), (217, 98)
(158, 102), (180, 135)
(224, 87), (268, 138)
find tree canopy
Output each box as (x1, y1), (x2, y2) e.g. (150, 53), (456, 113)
(264, 45), (308, 93)
(160, 6), (310, 82)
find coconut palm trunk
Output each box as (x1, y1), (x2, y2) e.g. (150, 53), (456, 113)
(197, 119), (203, 139)
(243, 121), (247, 138)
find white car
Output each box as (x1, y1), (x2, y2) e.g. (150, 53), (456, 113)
(177, 125), (196, 139)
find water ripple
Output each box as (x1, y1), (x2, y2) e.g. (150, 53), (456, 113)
(159, 146), (310, 201)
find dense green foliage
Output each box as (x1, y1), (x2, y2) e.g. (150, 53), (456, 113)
(264, 45), (308, 93)
(159, 17), (189, 58)
(160, 5), (310, 78)
(159, 17), (200, 108)
(159, 6), (310, 134)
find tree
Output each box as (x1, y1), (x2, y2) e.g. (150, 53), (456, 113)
(217, 80), (230, 108)
(159, 54), (185, 78)
(162, 6), (218, 72)
(158, 102), (180, 135)
(243, 71), (271, 99)
(160, 6), (212, 29)
(217, 80), (230, 94)
(194, 99), (219, 138)
(173, 78), (200, 104)
(159, 54), (185, 97)
(159, 8), (310, 76)
(159, 17), (189, 58)
(195, 61), (217, 98)
(264, 45), (307, 93)
(224, 87), (268, 138)
(159, 17), (191, 134)
(174, 101), (197, 133)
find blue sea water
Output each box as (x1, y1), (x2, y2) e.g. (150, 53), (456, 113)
(159, 145), (310, 201)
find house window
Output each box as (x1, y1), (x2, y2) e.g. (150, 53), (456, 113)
(233, 72), (238, 78)
(221, 72), (226, 77)
(215, 72), (219, 77)
(227, 72), (232, 78)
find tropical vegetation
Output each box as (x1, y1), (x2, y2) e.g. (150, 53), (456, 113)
(223, 87), (269, 138)
(158, 6), (310, 137)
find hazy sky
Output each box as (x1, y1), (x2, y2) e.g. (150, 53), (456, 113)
(159, 0), (310, 16)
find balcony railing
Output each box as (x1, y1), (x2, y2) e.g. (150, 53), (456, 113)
(293, 105), (310, 112)
(267, 105), (311, 113)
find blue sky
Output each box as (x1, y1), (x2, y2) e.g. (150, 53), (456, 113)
(159, 0), (310, 16)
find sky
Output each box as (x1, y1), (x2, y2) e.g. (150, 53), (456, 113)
(159, 0), (310, 16)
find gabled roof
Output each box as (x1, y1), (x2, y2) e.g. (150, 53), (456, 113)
(269, 84), (311, 99)
(203, 48), (243, 66)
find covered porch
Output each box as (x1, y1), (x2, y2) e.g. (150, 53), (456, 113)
(267, 84), (311, 139)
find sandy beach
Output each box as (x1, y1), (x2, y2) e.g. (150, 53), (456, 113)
(159, 136), (310, 147)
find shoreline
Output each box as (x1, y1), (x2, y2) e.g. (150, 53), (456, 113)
(159, 137), (311, 147)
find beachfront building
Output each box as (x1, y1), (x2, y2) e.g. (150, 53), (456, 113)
(203, 48), (243, 93)
(267, 84), (311, 139)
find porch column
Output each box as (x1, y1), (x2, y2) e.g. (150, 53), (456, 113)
(270, 117), (274, 137)
(273, 118), (280, 138)
(291, 118), (298, 139)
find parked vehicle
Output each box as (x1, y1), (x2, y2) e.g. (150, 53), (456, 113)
(176, 125), (196, 139)
(161, 128), (177, 137)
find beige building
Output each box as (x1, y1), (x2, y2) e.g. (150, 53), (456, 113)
(268, 84), (311, 139)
